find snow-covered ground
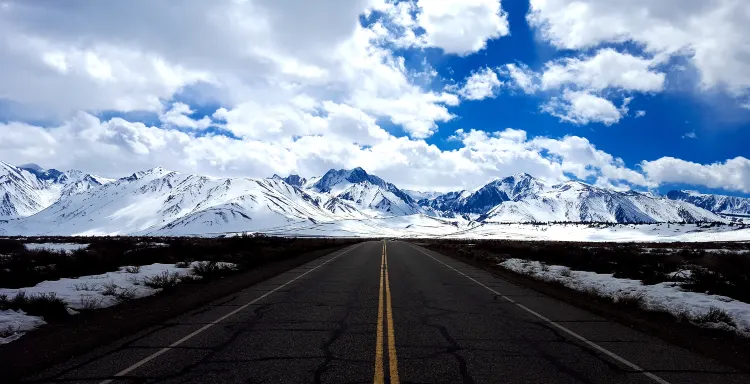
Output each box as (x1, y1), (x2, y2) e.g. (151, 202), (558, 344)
(24, 243), (89, 253)
(450, 223), (750, 242)
(0, 310), (46, 345)
(251, 219), (750, 242)
(500, 258), (750, 335)
(0, 261), (236, 344)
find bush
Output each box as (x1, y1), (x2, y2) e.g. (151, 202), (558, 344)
(114, 287), (137, 303)
(143, 271), (180, 289)
(101, 282), (119, 296)
(73, 282), (98, 291)
(612, 291), (646, 309)
(0, 292), (69, 321)
(78, 295), (103, 311)
(124, 265), (141, 274)
(693, 307), (736, 326)
(191, 261), (237, 280)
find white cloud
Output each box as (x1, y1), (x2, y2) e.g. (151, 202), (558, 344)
(531, 135), (650, 186)
(682, 131), (697, 139)
(160, 102), (211, 130)
(528, 0), (750, 100)
(542, 90), (627, 125)
(459, 67), (502, 100)
(0, 0), (457, 138)
(635, 110), (646, 118)
(376, 0), (509, 55)
(5, 108), (748, 193)
(541, 48), (665, 92)
(499, 63), (539, 94)
(416, 0), (509, 55)
(641, 157), (750, 193)
(0, 111), (656, 192)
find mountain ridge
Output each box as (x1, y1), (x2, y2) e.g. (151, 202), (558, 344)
(0, 162), (739, 236)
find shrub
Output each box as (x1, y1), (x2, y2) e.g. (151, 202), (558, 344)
(693, 307), (736, 327)
(124, 265), (141, 274)
(114, 287), (137, 303)
(191, 261), (237, 280)
(101, 282), (119, 296)
(0, 292), (69, 321)
(612, 291), (646, 309)
(143, 271), (180, 289)
(78, 295), (103, 311)
(73, 282), (98, 291)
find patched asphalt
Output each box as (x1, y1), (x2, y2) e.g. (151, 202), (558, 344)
(23, 241), (750, 383)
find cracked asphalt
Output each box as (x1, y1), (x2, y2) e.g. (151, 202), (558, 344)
(23, 241), (750, 383)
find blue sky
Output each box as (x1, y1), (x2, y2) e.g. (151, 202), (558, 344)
(0, 0), (749, 196)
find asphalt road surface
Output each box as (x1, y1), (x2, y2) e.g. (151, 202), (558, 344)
(25, 241), (750, 383)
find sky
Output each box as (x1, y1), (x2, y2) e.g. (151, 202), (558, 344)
(1, 0), (749, 196)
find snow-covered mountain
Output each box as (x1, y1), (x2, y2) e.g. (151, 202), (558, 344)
(421, 173), (547, 215)
(271, 174), (307, 188)
(0, 162), (735, 236)
(2, 168), (340, 236)
(0, 162), (110, 219)
(478, 180), (722, 223)
(306, 167), (420, 216)
(667, 190), (750, 218)
(403, 189), (443, 201)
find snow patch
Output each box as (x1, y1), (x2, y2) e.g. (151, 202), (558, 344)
(24, 243), (89, 253)
(0, 310), (46, 344)
(500, 258), (750, 335)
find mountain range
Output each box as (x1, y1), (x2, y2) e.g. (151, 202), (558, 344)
(0, 160), (746, 236)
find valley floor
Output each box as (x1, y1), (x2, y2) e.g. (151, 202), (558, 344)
(249, 216), (750, 242)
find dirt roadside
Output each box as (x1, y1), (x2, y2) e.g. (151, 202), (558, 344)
(416, 242), (750, 373)
(0, 243), (358, 381)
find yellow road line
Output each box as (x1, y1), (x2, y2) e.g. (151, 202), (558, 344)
(374, 244), (385, 384)
(384, 241), (400, 383)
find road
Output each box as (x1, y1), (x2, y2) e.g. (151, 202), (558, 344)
(26, 241), (750, 383)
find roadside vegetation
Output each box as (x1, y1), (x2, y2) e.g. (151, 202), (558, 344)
(0, 236), (359, 322)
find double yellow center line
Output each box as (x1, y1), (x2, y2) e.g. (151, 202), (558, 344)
(374, 240), (399, 384)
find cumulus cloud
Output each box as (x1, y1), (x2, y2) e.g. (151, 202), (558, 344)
(160, 102), (212, 130)
(542, 91), (628, 125)
(528, 0), (750, 100)
(541, 49), (665, 92)
(641, 157), (750, 193)
(0, 110), (656, 192)
(494, 50), (664, 124)
(500, 63), (539, 94)
(376, 0), (510, 55)
(0, 0), (457, 138)
(459, 67), (503, 100)
(416, 0), (509, 55)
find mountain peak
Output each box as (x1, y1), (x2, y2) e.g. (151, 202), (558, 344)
(123, 167), (173, 182)
(272, 174), (306, 187)
(313, 167), (381, 193)
(18, 163), (44, 172)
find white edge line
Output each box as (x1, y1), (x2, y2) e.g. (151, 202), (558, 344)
(99, 244), (360, 384)
(409, 244), (671, 384)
